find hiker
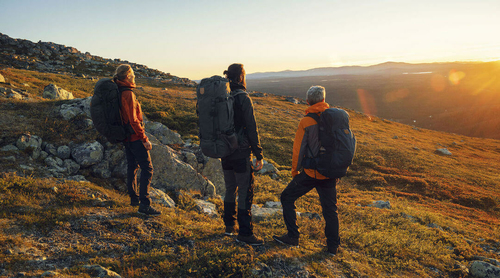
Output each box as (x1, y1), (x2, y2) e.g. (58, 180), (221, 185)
(114, 64), (160, 216)
(273, 85), (342, 255)
(222, 63), (264, 245)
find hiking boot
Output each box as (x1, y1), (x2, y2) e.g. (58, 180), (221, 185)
(327, 245), (338, 256)
(224, 226), (237, 236)
(273, 234), (299, 247)
(130, 199), (140, 207)
(138, 205), (161, 216)
(236, 234), (264, 246)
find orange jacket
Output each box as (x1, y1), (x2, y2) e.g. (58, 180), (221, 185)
(292, 101), (330, 180)
(115, 79), (148, 143)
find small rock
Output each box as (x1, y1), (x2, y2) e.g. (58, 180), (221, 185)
(57, 145), (71, 159)
(0, 144), (19, 152)
(427, 223), (443, 230)
(264, 201), (282, 208)
(0, 73), (5, 83)
(83, 265), (122, 278)
(436, 148), (452, 156)
(195, 199), (218, 217)
(368, 200), (391, 209)
(52, 187), (58, 193)
(2, 156), (16, 162)
(150, 187), (176, 208)
(393, 135), (399, 139)
(19, 165), (34, 171)
(41, 271), (59, 277)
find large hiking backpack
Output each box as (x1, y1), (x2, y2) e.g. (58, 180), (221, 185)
(302, 108), (356, 179)
(90, 78), (134, 143)
(196, 76), (246, 158)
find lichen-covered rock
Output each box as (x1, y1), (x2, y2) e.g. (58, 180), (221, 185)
(57, 145), (71, 159)
(150, 187), (176, 208)
(43, 84), (74, 100)
(368, 200), (391, 209)
(148, 132), (215, 197)
(201, 158), (225, 195)
(92, 160), (111, 179)
(1, 144), (18, 152)
(195, 199), (218, 217)
(59, 97), (91, 120)
(16, 134), (42, 151)
(64, 159), (80, 175)
(71, 141), (104, 167)
(145, 121), (184, 145)
(469, 260), (500, 278)
(251, 204), (282, 222)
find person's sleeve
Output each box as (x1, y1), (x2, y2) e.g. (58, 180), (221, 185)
(241, 96), (263, 160)
(121, 90), (148, 142)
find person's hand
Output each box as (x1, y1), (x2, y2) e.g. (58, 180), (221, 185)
(143, 140), (152, 151)
(255, 159), (263, 171)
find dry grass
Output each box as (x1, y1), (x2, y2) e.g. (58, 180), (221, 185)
(0, 68), (499, 277)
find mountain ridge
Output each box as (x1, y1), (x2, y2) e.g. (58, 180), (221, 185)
(247, 61), (495, 79)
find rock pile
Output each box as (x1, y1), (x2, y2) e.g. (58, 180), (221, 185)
(0, 33), (197, 87)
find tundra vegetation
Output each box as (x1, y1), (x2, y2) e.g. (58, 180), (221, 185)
(0, 67), (499, 277)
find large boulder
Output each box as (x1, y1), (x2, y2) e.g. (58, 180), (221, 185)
(201, 158), (225, 195)
(148, 132), (215, 197)
(43, 84), (74, 100)
(71, 141), (104, 167)
(145, 121), (184, 145)
(59, 97), (91, 120)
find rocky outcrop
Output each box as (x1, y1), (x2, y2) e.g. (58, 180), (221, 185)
(43, 84), (74, 100)
(0, 33), (197, 87)
(148, 133), (215, 197)
(145, 121), (183, 145)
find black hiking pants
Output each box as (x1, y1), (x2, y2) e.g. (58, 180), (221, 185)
(221, 157), (255, 236)
(281, 172), (340, 249)
(124, 140), (153, 206)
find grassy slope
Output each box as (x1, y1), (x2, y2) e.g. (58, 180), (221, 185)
(0, 68), (499, 277)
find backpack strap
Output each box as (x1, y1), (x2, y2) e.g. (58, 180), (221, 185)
(304, 112), (321, 158)
(305, 112), (320, 123)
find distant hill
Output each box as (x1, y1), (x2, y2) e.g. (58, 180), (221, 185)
(246, 61), (490, 79)
(248, 61), (500, 140)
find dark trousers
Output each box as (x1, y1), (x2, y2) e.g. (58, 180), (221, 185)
(281, 172), (340, 249)
(124, 140), (153, 206)
(221, 157), (255, 236)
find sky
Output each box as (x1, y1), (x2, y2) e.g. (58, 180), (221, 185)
(1, 0), (499, 80)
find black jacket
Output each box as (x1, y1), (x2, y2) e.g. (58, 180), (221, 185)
(223, 89), (263, 162)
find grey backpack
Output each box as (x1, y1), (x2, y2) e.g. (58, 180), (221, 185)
(196, 76), (246, 158)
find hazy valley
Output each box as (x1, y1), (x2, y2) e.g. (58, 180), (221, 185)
(247, 62), (500, 140)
